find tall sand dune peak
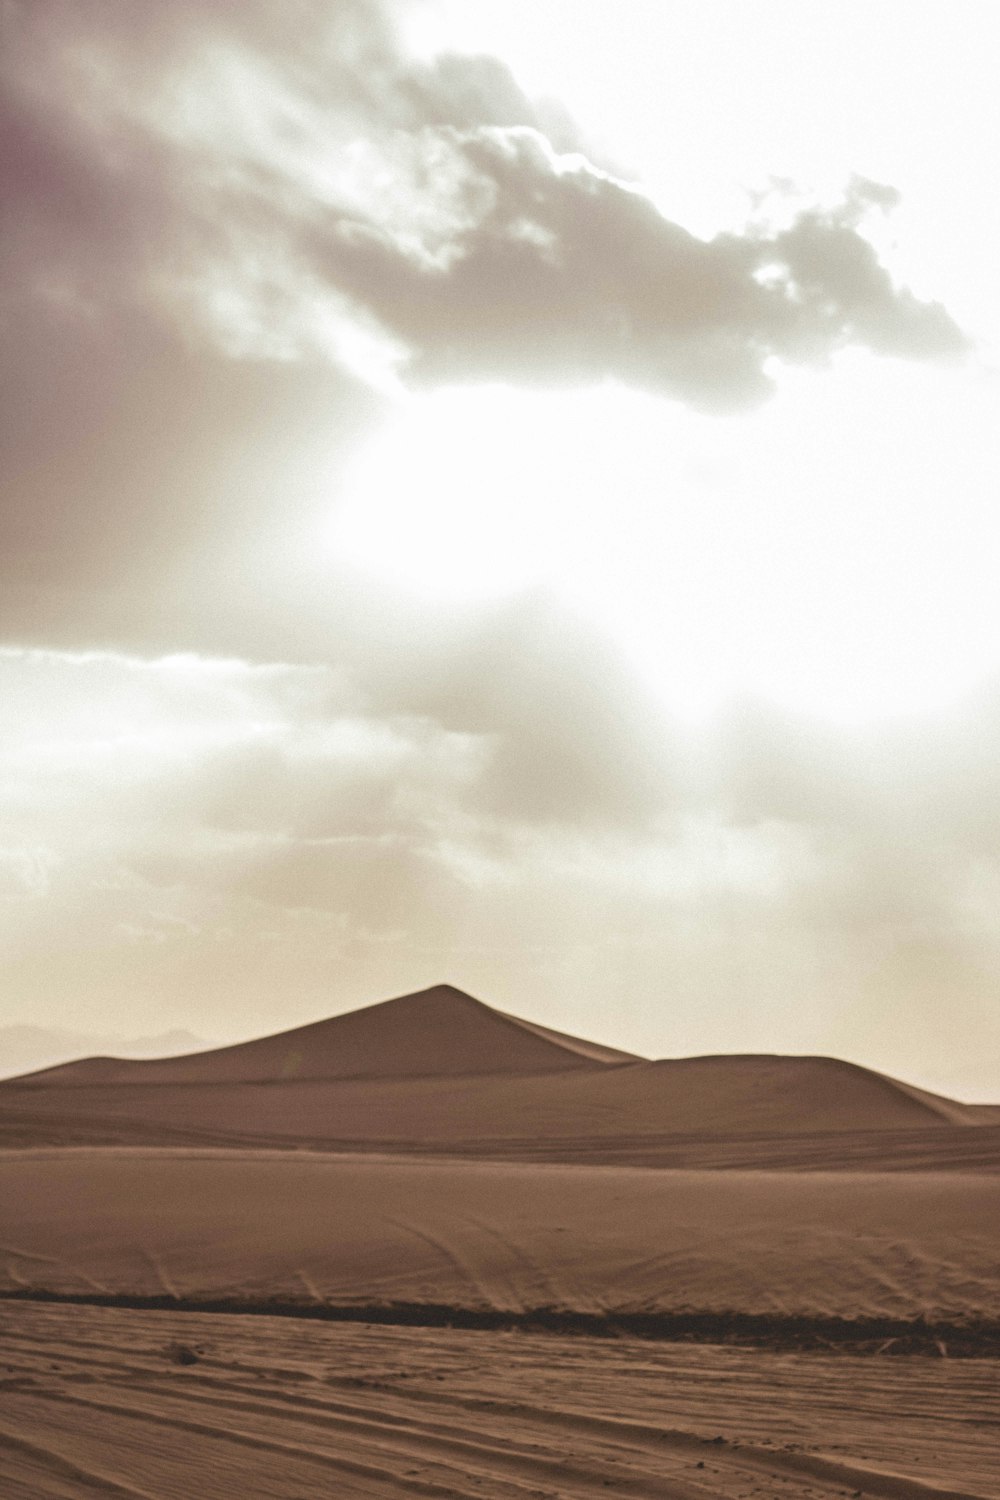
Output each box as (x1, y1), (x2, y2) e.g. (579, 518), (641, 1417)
(10, 984), (639, 1087)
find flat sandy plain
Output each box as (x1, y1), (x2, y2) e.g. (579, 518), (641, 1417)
(2, 986), (998, 1497)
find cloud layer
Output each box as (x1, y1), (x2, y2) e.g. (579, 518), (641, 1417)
(4, 639), (1000, 1090)
(1, 0), (972, 654)
(3, 0), (966, 411)
(1, 0), (970, 654)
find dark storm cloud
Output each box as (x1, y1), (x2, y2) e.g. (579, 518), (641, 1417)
(0, 0), (580, 351)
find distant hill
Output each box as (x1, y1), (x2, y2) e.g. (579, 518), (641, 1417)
(9, 985), (638, 1087)
(0, 1025), (210, 1082)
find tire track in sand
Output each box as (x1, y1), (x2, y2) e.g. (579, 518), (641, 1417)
(0, 1423), (159, 1499)
(12, 1361), (988, 1500)
(17, 1380), (719, 1498)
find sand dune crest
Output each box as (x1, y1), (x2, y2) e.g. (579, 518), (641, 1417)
(12, 985), (638, 1088)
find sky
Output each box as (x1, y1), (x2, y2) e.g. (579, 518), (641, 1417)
(3, 0), (1000, 1097)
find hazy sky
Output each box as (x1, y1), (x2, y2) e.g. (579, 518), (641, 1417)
(3, 1), (999, 1095)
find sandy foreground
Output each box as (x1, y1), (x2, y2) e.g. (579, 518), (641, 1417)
(1, 1300), (996, 1499)
(2, 1148), (998, 1327)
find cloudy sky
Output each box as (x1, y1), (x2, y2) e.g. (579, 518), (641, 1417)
(3, 0), (999, 1096)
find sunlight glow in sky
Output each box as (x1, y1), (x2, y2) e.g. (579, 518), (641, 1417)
(3, 0), (1000, 1096)
(334, 354), (1000, 721)
(323, 0), (1000, 724)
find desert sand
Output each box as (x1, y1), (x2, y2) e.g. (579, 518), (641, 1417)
(2, 1301), (997, 1499)
(3, 1149), (998, 1330)
(2, 985), (998, 1497)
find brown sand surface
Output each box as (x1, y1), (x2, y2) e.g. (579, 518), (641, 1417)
(5, 1093), (1000, 1171)
(4, 994), (998, 1495)
(4, 1068), (1000, 1169)
(3, 1148), (998, 1327)
(1, 1300), (995, 1499)
(3, 990), (995, 1494)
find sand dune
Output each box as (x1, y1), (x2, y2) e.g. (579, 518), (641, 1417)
(3, 1054), (997, 1166)
(5, 987), (997, 1166)
(11, 985), (636, 1088)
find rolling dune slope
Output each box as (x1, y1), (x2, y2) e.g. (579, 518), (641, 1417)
(2, 1148), (998, 1329)
(3, 1050), (997, 1164)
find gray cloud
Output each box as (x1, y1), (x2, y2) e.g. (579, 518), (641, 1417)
(311, 139), (965, 409)
(0, 0), (970, 658)
(2, 0), (966, 415)
(0, 0), (580, 647)
(0, 0), (581, 361)
(353, 596), (682, 830)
